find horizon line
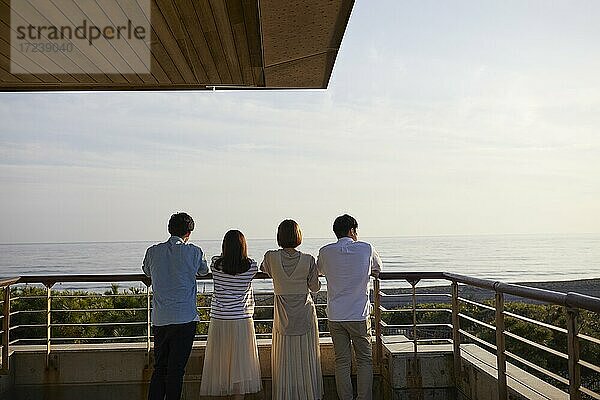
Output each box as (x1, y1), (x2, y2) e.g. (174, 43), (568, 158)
(1, 231), (599, 246)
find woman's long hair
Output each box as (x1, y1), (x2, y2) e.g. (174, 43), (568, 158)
(214, 230), (252, 275)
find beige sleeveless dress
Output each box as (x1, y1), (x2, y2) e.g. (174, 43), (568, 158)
(261, 249), (324, 400)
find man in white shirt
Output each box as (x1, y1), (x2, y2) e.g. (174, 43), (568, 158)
(317, 214), (382, 400)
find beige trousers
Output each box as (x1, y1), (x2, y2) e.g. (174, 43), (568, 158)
(328, 319), (373, 400)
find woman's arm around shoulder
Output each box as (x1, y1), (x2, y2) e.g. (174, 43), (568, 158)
(248, 258), (259, 277)
(209, 255), (222, 272)
(259, 250), (277, 276)
(306, 254), (321, 292)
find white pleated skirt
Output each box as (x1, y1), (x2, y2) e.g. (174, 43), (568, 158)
(199, 318), (262, 396)
(271, 317), (324, 400)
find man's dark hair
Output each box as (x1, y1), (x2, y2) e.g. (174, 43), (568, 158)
(168, 212), (195, 238)
(333, 214), (358, 239)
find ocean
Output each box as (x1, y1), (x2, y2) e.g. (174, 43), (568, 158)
(1, 234), (599, 292)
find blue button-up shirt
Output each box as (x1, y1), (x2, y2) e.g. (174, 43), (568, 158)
(142, 236), (209, 326)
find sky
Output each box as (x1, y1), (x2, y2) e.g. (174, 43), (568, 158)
(1, 0), (600, 243)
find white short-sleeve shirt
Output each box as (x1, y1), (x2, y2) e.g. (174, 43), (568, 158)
(317, 237), (382, 321)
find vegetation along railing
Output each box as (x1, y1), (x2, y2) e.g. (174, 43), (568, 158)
(0, 272), (599, 399)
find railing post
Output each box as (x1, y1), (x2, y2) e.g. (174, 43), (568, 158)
(410, 280), (418, 355)
(495, 291), (507, 400)
(45, 283), (53, 369)
(451, 282), (461, 387)
(373, 276), (382, 371)
(146, 284), (152, 368)
(567, 308), (581, 400)
(1, 285), (10, 374)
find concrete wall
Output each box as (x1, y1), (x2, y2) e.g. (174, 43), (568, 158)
(0, 366), (13, 400)
(378, 340), (569, 400)
(380, 341), (456, 400)
(3, 340), (348, 400)
(2, 340), (570, 400)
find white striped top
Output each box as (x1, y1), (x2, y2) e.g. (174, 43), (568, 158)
(209, 256), (257, 320)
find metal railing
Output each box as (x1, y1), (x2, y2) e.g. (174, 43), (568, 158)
(0, 277), (18, 374)
(1, 272), (600, 400)
(0, 273), (329, 368)
(372, 272), (600, 400)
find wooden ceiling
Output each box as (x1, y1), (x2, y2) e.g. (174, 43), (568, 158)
(0, 0), (355, 91)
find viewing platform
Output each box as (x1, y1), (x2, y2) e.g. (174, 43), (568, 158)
(1, 272), (599, 399)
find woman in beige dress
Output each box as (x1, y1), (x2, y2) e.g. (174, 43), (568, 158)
(260, 219), (323, 400)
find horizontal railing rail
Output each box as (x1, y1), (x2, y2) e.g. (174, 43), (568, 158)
(375, 272), (600, 400)
(1, 271), (599, 400)
(444, 272), (600, 312)
(1, 273), (330, 369)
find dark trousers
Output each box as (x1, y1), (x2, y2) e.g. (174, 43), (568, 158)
(148, 321), (197, 400)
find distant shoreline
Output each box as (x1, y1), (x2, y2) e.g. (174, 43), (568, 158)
(2, 232), (599, 246)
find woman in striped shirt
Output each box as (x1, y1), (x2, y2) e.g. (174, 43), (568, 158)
(199, 230), (262, 398)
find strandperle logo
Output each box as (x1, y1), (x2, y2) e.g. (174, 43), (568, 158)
(10, 0), (150, 75)
(15, 19), (147, 46)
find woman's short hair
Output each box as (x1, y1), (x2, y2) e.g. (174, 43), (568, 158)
(277, 219), (302, 248)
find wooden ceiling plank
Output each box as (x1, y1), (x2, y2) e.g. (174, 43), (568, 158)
(18, 0), (103, 83)
(0, 0), (8, 25)
(171, 0), (213, 83)
(115, 0), (168, 86)
(0, 0), (79, 83)
(0, 70), (22, 83)
(192, 0), (232, 84)
(148, 28), (182, 84)
(185, 0), (223, 83)
(45, 0), (116, 85)
(148, 50), (170, 84)
(226, 0), (253, 86)
(156, 0), (207, 83)
(175, 8), (209, 83)
(230, 22), (252, 85)
(120, 2), (172, 84)
(94, 0), (156, 84)
(0, 37), (62, 84)
(69, 0), (143, 84)
(0, 53), (23, 82)
(0, 39), (41, 82)
(130, 1), (172, 84)
(62, 0), (141, 85)
(152, 0), (197, 83)
(9, 0), (101, 83)
(241, 0), (263, 86)
(209, 0), (243, 84)
(9, 0), (127, 83)
(178, 0), (220, 84)
(176, 34), (209, 84)
(2, 39), (75, 82)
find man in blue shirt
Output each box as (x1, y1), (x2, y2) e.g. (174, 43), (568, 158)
(143, 213), (209, 400)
